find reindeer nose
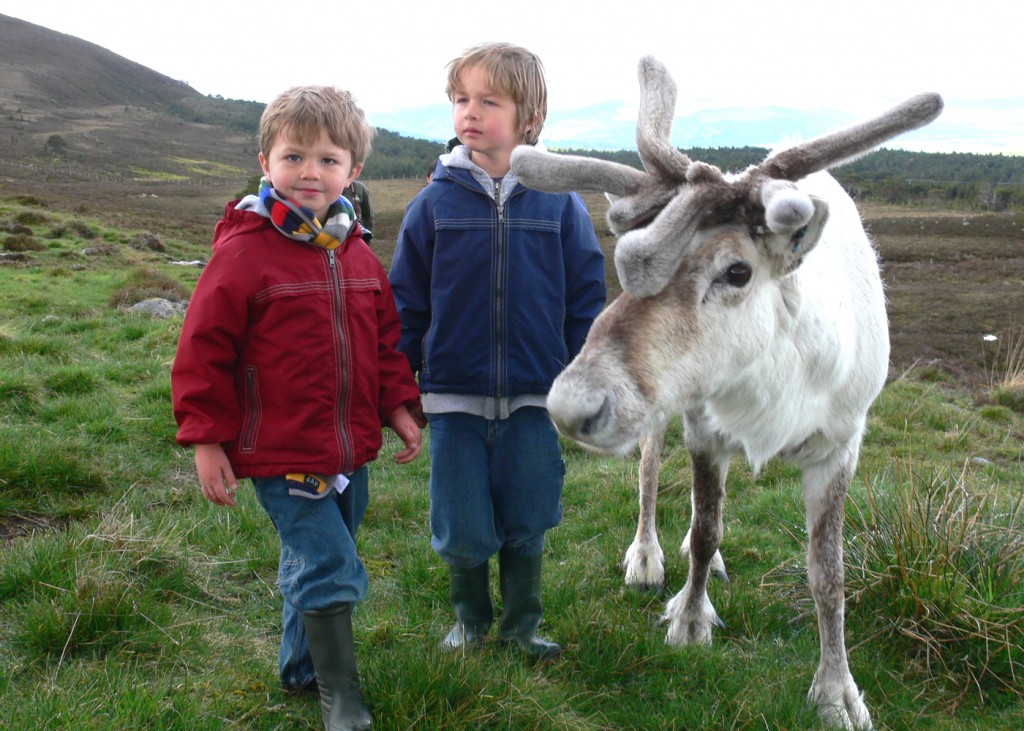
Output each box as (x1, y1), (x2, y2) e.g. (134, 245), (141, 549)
(578, 394), (611, 438)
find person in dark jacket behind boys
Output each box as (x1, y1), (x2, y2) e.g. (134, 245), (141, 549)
(342, 179), (374, 241)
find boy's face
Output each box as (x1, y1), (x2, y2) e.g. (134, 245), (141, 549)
(259, 126), (362, 223)
(451, 65), (524, 178)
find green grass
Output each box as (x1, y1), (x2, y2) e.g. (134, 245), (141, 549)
(1, 196), (1023, 730)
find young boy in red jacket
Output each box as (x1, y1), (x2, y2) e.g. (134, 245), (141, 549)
(172, 85), (423, 731)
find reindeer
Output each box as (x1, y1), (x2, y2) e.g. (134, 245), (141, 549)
(511, 57), (942, 730)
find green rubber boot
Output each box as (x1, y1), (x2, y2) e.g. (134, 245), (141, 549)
(302, 603), (373, 731)
(441, 560), (493, 651)
(498, 547), (563, 661)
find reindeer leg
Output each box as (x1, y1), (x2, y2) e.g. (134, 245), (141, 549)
(679, 456), (729, 583)
(662, 448), (727, 647)
(803, 455), (873, 731)
(622, 424), (666, 590)
(679, 529), (729, 582)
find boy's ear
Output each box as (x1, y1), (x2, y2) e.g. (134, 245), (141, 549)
(348, 162), (364, 184)
(258, 151), (269, 178)
(522, 109), (542, 141)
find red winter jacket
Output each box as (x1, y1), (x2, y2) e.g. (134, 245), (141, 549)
(172, 203), (420, 478)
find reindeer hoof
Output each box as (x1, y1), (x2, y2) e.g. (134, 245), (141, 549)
(630, 580), (663, 593)
(622, 541), (665, 591)
(661, 590), (723, 647)
(808, 673), (873, 730)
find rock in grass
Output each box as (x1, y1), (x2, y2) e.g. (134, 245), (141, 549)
(125, 298), (186, 319)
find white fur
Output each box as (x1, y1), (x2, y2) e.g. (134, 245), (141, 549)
(762, 179), (814, 233)
(514, 57), (941, 731)
(550, 169), (883, 731)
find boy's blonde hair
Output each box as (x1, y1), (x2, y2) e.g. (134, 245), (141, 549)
(259, 86), (374, 165)
(446, 43), (547, 146)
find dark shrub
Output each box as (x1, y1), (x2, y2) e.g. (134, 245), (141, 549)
(69, 220), (97, 239)
(3, 234), (45, 252)
(108, 267), (191, 308)
(15, 211), (48, 226)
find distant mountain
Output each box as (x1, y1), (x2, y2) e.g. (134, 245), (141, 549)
(0, 14), (193, 110)
(370, 97), (1024, 156)
(0, 13), (262, 191)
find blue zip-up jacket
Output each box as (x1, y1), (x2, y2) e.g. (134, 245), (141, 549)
(388, 154), (606, 402)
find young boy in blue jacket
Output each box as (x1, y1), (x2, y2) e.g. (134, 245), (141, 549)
(388, 42), (606, 660)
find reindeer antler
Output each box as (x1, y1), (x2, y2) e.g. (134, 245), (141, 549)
(760, 93), (944, 182)
(512, 56), (689, 234)
(512, 57), (944, 299)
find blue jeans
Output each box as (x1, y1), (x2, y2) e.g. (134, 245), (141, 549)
(427, 407), (565, 567)
(253, 466), (369, 690)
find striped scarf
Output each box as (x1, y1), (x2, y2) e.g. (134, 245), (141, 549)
(258, 177), (357, 250)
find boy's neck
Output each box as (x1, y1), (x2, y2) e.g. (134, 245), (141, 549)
(468, 150), (511, 179)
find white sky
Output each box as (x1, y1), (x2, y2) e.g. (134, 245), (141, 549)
(2, 1), (1021, 146)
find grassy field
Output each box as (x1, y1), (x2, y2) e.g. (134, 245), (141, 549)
(1, 181), (1022, 730)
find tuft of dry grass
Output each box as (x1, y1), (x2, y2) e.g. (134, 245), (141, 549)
(847, 462), (1024, 704)
(985, 321), (1024, 413)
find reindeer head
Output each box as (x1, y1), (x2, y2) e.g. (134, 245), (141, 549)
(513, 57), (943, 453)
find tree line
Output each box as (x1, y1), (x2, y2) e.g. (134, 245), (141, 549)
(363, 134), (1024, 210)
(176, 95), (1024, 211)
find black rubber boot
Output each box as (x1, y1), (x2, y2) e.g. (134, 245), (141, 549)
(441, 560), (493, 651)
(497, 547), (563, 661)
(302, 603), (373, 731)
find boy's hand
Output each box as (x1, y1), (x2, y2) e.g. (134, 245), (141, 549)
(387, 405), (422, 464)
(194, 443), (239, 507)
(409, 399), (427, 428)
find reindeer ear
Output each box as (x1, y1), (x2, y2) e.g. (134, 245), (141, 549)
(762, 194), (829, 276)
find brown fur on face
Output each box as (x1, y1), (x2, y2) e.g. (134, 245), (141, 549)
(586, 283), (698, 403)
(585, 226), (760, 408)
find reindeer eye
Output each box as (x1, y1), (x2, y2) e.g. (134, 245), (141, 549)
(721, 262), (752, 287)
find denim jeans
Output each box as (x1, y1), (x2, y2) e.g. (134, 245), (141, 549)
(427, 407), (565, 567)
(253, 466), (369, 690)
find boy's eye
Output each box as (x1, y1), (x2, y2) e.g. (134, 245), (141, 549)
(285, 154), (302, 163)
(321, 158), (336, 166)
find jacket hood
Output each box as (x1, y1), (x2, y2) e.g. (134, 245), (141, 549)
(437, 146), (527, 207)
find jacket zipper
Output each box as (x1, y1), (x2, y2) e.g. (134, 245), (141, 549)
(444, 170), (523, 402)
(328, 249), (354, 472)
(493, 179), (505, 401)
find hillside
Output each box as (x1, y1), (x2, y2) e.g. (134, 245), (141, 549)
(0, 13), (261, 233)
(0, 13), (449, 234)
(0, 14), (195, 110)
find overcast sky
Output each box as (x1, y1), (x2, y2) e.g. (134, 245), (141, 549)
(3, 1), (1021, 148)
